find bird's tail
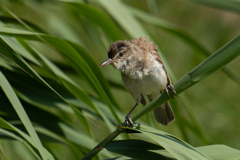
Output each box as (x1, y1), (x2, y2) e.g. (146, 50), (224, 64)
(153, 101), (175, 126)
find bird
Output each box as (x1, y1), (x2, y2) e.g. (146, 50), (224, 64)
(100, 36), (177, 127)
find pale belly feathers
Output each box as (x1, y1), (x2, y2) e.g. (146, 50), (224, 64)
(121, 59), (168, 103)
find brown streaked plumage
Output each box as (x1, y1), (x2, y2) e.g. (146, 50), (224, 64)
(100, 36), (177, 127)
(130, 37), (174, 92)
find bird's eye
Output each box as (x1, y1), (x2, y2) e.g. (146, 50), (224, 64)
(119, 52), (124, 57)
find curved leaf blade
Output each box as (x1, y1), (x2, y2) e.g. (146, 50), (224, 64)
(65, 2), (122, 41)
(105, 139), (173, 160)
(125, 124), (210, 160)
(0, 73), (53, 160)
(197, 145), (240, 160)
(0, 128), (42, 160)
(0, 27), (121, 128)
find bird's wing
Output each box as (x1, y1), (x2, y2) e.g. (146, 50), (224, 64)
(155, 55), (172, 86)
(153, 49), (178, 97)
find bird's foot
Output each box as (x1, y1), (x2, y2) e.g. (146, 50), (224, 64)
(125, 115), (134, 128)
(164, 84), (178, 98)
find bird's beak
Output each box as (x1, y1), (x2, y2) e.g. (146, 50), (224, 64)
(99, 58), (119, 67)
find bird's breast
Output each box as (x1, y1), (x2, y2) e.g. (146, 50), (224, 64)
(121, 60), (168, 96)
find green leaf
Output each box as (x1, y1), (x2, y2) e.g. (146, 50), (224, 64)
(0, 15), (45, 33)
(98, 0), (149, 38)
(0, 116), (53, 160)
(84, 124), (213, 159)
(65, 2), (122, 41)
(104, 156), (134, 160)
(35, 124), (115, 159)
(35, 126), (85, 159)
(125, 124), (210, 160)
(3, 37), (42, 66)
(17, 39), (94, 134)
(0, 27), (121, 125)
(197, 145), (240, 160)
(1, 62), (117, 136)
(106, 139), (240, 160)
(0, 128), (41, 160)
(0, 35), (95, 126)
(105, 140), (174, 160)
(0, 71), (53, 160)
(8, 3), (121, 115)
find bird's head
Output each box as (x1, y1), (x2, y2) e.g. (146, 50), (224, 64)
(100, 40), (135, 70)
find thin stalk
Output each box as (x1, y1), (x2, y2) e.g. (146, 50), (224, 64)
(81, 125), (126, 160)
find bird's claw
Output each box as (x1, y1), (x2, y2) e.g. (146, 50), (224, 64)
(125, 116), (134, 128)
(164, 84), (178, 98)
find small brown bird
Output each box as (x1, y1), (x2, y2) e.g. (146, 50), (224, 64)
(100, 37), (177, 127)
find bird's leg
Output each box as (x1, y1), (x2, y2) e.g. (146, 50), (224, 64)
(125, 103), (139, 128)
(164, 84), (178, 98)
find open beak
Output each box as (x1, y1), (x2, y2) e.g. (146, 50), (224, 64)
(99, 58), (119, 67)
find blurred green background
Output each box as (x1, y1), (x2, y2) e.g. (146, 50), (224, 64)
(0, 0), (240, 159)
